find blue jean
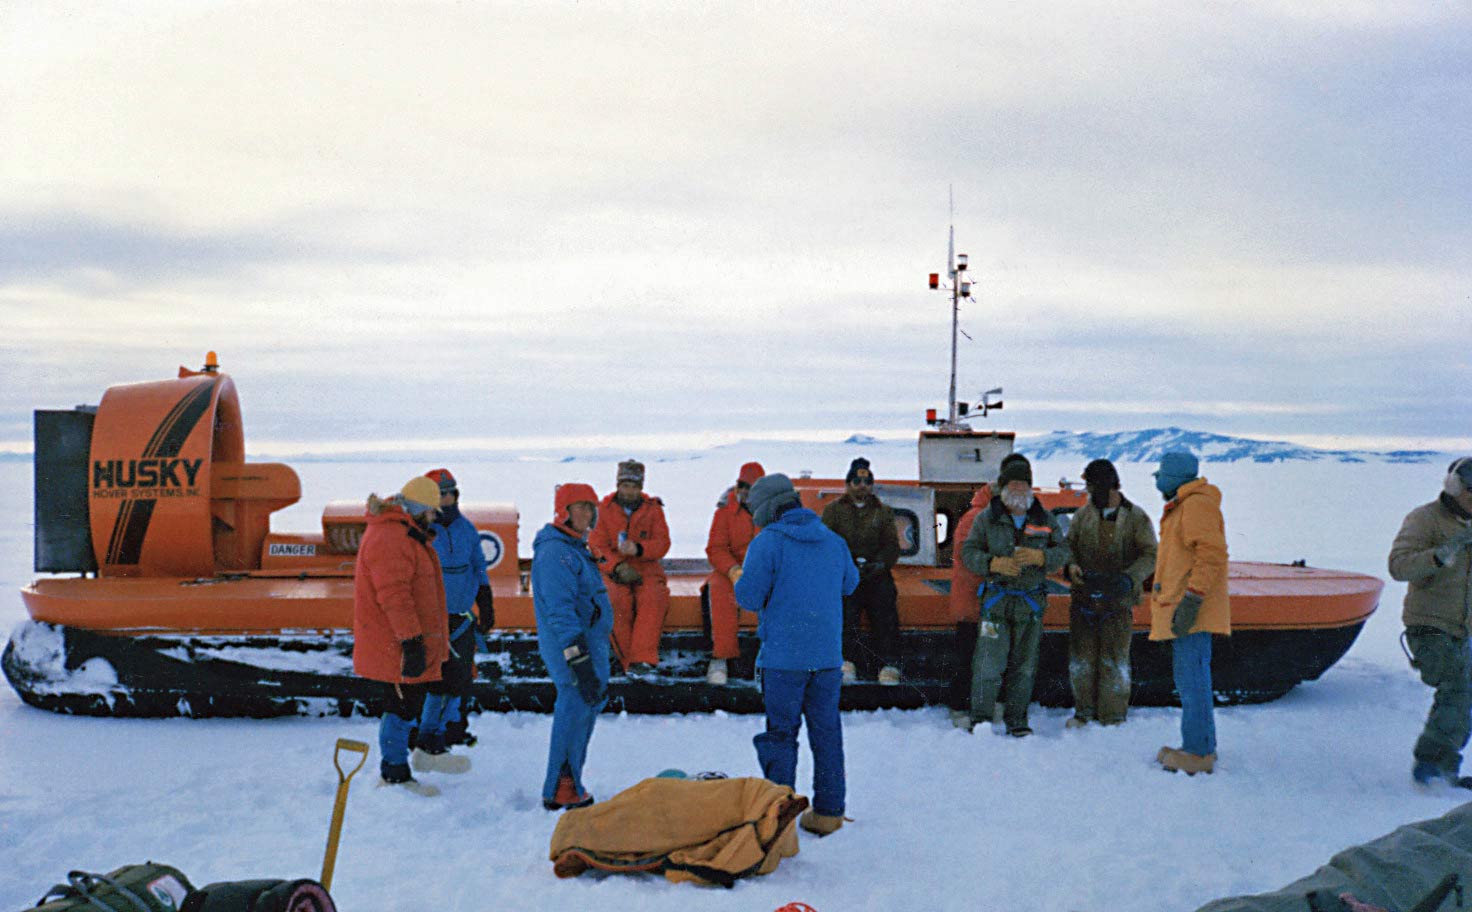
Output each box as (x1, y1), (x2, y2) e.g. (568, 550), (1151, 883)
(754, 668), (845, 817)
(378, 682), (427, 774)
(417, 618), (477, 750)
(542, 682), (605, 801)
(1173, 632), (1216, 756)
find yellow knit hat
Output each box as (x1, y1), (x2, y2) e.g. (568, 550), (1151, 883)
(400, 476), (441, 516)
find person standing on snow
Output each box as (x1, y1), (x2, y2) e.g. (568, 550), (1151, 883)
(413, 468), (493, 764)
(1390, 457), (1472, 788)
(946, 486), (992, 724)
(589, 460), (672, 673)
(534, 483), (614, 811)
(960, 453), (1069, 736)
(1150, 451), (1230, 775)
(1063, 459), (1156, 728)
(822, 457), (903, 685)
(703, 461), (765, 684)
(735, 473), (858, 837)
(352, 476), (451, 795)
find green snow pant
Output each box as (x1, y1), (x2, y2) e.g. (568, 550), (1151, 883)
(970, 597), (1042, 730)
(1406, 626), (1472, 775)
(1068, 591), (1133, 725)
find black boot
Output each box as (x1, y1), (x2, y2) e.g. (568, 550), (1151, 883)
(445, 717), (477, 747)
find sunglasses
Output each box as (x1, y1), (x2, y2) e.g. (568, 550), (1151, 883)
(851, 476), (874, 486)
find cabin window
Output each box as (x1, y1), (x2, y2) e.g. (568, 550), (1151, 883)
(894, 509), (922, 558)
(1051, 507), (1077, 538)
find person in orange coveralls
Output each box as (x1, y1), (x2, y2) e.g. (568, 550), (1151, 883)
(946, 485), (991, 723)
(703, 461), (766, 684)
(589, 459), (672, 672)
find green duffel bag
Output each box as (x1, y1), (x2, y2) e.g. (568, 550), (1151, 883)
(32, 863), (194, 912)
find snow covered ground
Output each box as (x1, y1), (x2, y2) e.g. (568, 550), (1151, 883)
(2, 443), (1467, 912)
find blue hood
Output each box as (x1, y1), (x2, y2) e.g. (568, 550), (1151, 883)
(761, 507), (829, 543)
(533, 523), (582, 552)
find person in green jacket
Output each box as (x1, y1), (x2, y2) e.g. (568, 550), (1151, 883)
(959, 453), (1069, 736)
(822, 457), (903, 685)
(1390, 457), (1472, 788)
(1063, 459), (1156, 728)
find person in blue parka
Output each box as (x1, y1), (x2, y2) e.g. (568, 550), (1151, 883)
(414, 468), (493, 766)
(533, 482), (614, 810)
(735, 473), (859, 837)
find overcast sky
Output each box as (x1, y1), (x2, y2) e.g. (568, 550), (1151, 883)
(2, 2), (1468, 454)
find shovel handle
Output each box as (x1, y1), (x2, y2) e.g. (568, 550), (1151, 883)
(322, 738), (370, 891)
(333, 738), (370, 784)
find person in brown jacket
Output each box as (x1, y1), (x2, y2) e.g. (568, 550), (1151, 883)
(1390, 457), (1472, 788)
(1064, 459), (1156, 728)
(1149, 451), (1229, 775)
(822, 457), (902, 684)
(353, 475), (451, 795)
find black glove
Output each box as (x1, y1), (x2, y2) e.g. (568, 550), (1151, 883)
(563, 634), (605, 706)
(1108, 573), (1133, 602)
(1171, 591), (1204, 638)
(400, 636), (427, 678)
(475, 585), (495, 633)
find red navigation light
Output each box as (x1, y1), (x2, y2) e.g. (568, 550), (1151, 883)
(928, 273), (939, 289)
(926, 408), (937, 424)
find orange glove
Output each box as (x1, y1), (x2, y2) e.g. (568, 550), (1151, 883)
(1014, 547), (1046, 567)
(989, 556), (1022, 577)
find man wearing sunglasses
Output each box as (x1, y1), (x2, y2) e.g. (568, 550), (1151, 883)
(821, 457), (902, 685)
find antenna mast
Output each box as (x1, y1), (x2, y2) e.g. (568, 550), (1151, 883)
(947, 189), (959, 425)
(926, 191), (999, 431)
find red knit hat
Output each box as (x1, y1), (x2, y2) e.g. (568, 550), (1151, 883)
(738, 461), (765, 485)
(425, 468), (457, 492)
(554, 483), (600, 530)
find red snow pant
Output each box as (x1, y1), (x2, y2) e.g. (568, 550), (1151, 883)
(608, 574), (670, 666)
(706, 572), (743, 660)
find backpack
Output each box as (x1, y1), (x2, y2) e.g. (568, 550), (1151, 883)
(34, 863), (194, 912)
(30, 866), (335, 912)
(180, 880), (335, 912)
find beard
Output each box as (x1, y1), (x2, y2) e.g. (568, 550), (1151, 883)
(1090, 488), (1112, 510)
(1000, 488), (1034, 513)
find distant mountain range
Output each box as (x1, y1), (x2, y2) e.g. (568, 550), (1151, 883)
(1017, 427), (1441, 464)
(0, 427), (1445, 465)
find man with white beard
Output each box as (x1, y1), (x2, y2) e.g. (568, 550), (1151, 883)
(959, 454), (1070, 736)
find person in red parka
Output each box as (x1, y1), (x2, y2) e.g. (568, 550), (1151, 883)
(588, 460), (672, 672)
(353, 475), (450, 795)
(947, 485), (991, 721)
(703, 461), (765, 684)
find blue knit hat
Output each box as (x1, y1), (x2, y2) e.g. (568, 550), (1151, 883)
(1153, 451), (1199, 498)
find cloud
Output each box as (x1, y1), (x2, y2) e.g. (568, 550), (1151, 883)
(0, 210), (409, 289)
(1, 2), (1466, 451)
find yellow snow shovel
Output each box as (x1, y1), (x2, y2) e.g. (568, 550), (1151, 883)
(320, 738), (369, 891)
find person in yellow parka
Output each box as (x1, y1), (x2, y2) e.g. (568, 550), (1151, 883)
(1148, 451), (1230, 775)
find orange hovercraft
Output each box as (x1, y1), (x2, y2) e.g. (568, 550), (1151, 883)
(3, 353), (1382, 718)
